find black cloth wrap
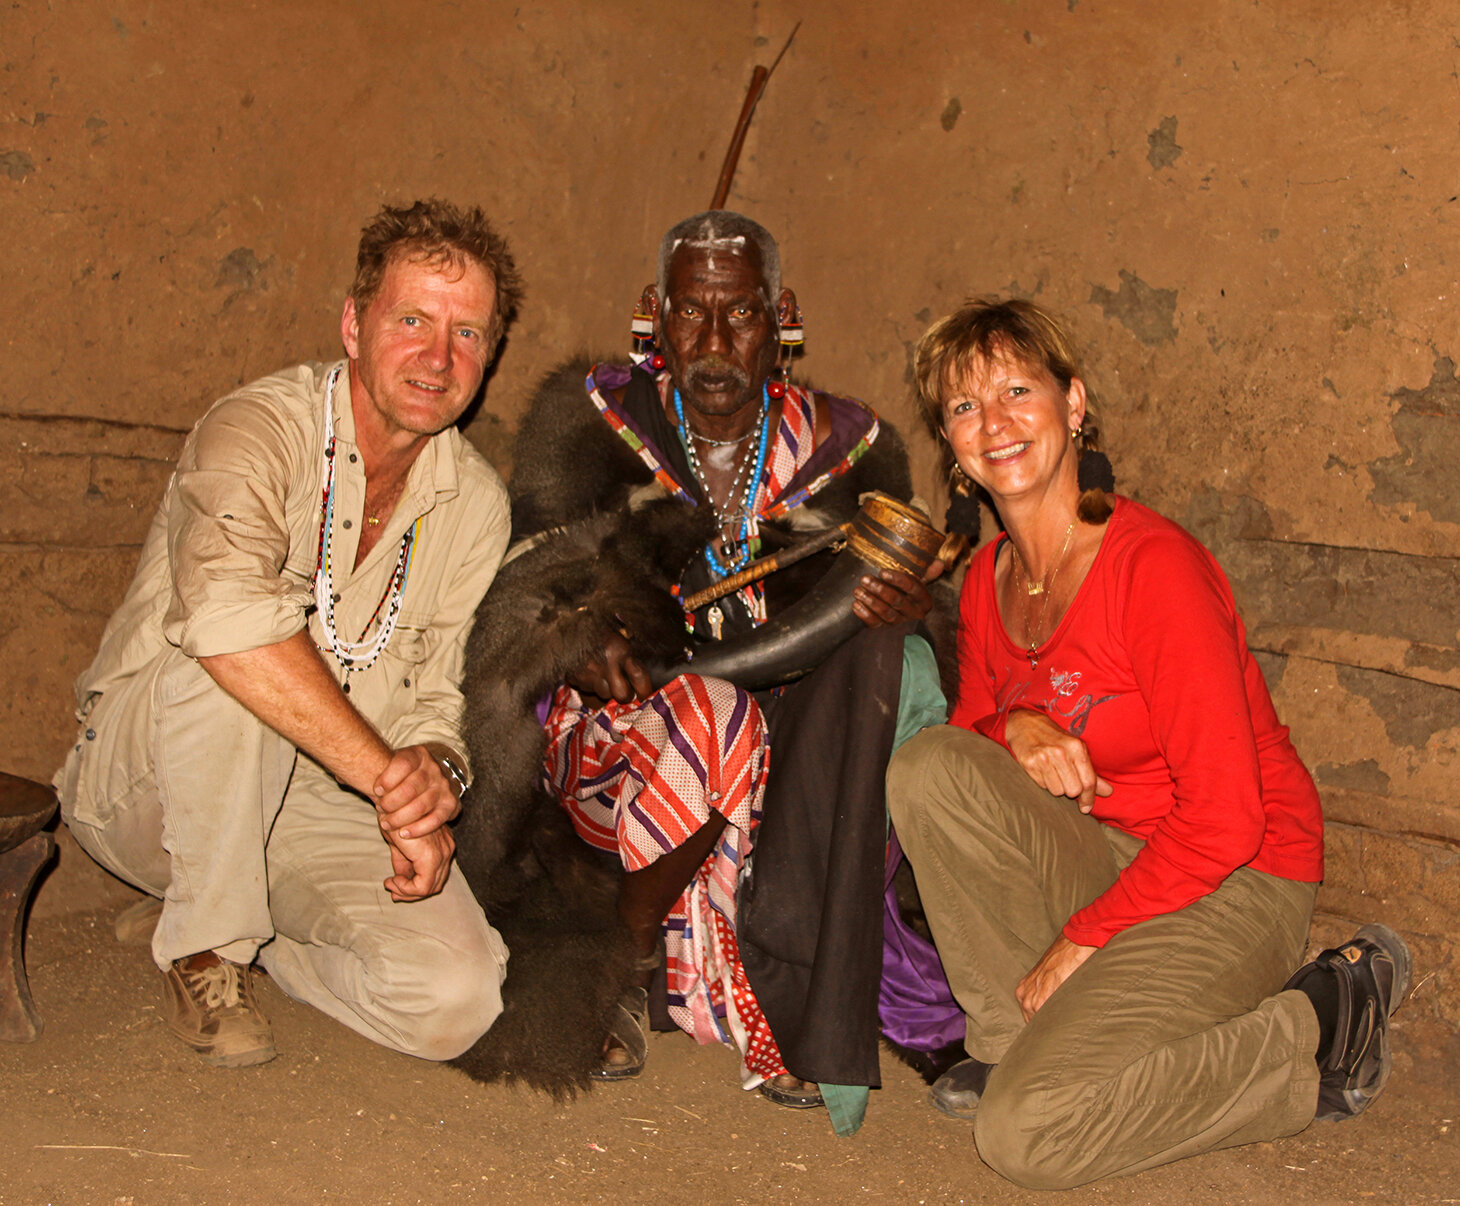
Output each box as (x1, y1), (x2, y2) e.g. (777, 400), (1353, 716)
(738, 620), (914, 1086)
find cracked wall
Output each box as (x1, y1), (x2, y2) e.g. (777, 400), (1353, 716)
(3, 0), (1457, 1021)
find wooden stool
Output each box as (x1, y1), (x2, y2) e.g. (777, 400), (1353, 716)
(0, 772), (57, 1042)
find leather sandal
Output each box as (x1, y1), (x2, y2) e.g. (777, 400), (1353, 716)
(591, 986), (649, 1080)
(757, 1073), (825, 1109)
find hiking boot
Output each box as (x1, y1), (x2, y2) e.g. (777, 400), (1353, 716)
(1284, 923), (1412, 1121)
(162, 951), (276, 1068)
(929, 1057), (995, 1119)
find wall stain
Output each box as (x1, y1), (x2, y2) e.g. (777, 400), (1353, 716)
(1406, 645), (1460, 676)
(1, 150), (35, 182)
(1369, 357), (1460, 524)
(940, 98), (962, 132)
(1186, 486), (1459, 648)
(1335, 663), (1455, 750)
(1089, 270), (1177, 345)
(216, 248), (264, 291)
(1147, 115), (1182, 170)
(1314, 758), (1392, 795)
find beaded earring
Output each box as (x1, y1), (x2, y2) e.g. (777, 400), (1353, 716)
(630, 284), (666, 370)
(767, 303), (803, 399)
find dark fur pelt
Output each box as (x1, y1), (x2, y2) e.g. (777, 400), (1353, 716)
(449, 356), (941, 1095)
(508, 359), (658, 541)
(450, 361), (717, 1095)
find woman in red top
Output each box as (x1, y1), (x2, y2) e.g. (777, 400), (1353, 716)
(886, 298), (1411, 1189)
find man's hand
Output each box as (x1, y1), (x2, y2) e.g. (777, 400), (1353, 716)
(1016, 934), (1097, 1020)
(566, 631), (651, 708)
(851, 560), (944, 628)
(1004, 709), (1113, 814)
(374, 743), (463, 840)
(382, 824), (455, 902)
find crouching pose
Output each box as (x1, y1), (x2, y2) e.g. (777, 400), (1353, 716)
(886, 298), (1411, 1188)
(55, 201), (520, 1067)
(451, 210), (946, 1131)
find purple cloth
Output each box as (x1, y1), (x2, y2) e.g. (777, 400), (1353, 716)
(879, 827), (965, 1050)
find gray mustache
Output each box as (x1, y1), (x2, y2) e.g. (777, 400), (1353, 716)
(683, 357), (750, 393)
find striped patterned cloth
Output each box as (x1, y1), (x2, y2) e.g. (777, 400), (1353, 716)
(541, 673), (787, 1083)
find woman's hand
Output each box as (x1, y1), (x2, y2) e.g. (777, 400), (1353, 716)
(1016, 934), (1097, 1020)
(1004, 708), (1113, 813)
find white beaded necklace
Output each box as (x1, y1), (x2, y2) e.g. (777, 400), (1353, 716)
(312, 365), (421, 685)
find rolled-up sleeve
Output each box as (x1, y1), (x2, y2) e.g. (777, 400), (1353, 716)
(161, 395), (314, 658)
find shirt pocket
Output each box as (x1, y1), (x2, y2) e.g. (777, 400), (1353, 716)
(374, 624), (431, 723)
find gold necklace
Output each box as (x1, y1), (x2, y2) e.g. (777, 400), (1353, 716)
(1011, 520), (1076, 668)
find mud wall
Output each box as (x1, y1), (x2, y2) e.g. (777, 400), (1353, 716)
(4, 2), (1456, 1019)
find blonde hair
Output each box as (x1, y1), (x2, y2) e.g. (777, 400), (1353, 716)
(912, 297), (1112, 525)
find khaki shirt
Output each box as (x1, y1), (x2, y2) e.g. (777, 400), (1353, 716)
(74, 361), (509, 776)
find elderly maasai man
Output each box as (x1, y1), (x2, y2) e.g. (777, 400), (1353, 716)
(453, 211), (948, 1130)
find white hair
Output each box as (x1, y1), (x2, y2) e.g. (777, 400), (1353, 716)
(655, 210), (782, 305)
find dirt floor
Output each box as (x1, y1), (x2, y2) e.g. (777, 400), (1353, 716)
(2, 836), (1456, 1206)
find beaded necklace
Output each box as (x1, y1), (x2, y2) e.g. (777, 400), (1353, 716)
(674, 382), (776, 575)
(313, 365), (422, 690)
(674, 384), (772, 578)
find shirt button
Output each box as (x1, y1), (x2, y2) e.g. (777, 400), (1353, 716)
(85, 728), (96, 740)
(332, 592), (341, 603)
(403, 677), (411, 687)
(348, 453), (358, 463)
(343, 519), (353, 529)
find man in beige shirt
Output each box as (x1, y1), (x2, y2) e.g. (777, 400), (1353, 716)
(55, 199), (521, 1068)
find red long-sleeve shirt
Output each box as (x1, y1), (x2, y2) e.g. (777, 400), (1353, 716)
(951, 496), (1324, 947)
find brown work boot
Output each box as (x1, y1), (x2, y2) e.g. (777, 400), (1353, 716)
(161, 951), (276, 1068)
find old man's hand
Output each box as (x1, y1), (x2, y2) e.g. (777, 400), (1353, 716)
(851, 562), (943, 628)
(567, 630), (652, 707)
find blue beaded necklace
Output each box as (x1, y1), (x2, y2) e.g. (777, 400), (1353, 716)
(674, 383), (772, 577)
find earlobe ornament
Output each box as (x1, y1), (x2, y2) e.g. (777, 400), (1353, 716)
(630, 284), (660, 367)
(768, 303), (804, 400)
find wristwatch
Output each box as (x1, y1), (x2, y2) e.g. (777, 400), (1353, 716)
(436, 752), (469, 802)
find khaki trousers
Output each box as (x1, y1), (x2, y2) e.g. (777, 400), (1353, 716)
(57, 646), (507, 1060)
(887, 725), (1321, 1189)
